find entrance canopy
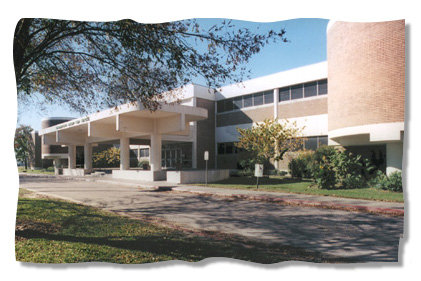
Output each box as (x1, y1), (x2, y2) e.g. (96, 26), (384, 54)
(39, 102), (208, 176)
(39, 102), (208, 146)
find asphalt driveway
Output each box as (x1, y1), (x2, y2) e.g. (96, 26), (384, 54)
(19, 176), (404, 262)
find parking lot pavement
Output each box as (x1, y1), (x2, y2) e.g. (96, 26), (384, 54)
(19, 176), (404, 262)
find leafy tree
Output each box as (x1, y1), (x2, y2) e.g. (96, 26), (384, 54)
(14, 18), (287, 113)
(235, 119), (304, 164)
(14, 125), (35, 169)
(92, 147), (120, 168)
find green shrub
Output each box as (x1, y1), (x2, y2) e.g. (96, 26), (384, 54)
(46, 166), (55, 172)
(310, 146), (368, 189)
(288, 151), (313, 178)
(92, 147), (120, 168)
(331, 151), (366, 189)
(370, 171), (403, 192)
(309, 146), (337, 189)
(138, 160), (150, 170)
(277, 170), (288, 176)
(341, 173), (365, 189)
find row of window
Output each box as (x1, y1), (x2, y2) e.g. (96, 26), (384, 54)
(218, 142), (240, 155)
(133, 148), (150, 158)
(217, 90), (273, 113)
(301, 136), (328, 151)
(217, 79), (328, 114)
(217, 136), (328, 155)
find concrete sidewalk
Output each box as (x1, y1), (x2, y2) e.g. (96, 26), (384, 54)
(90, 176), (404, 216)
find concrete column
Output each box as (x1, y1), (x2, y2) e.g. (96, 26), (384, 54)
(68, 145), (76, 169)
(192, 97), (198, 169)
(150, 133), (162, 171)
(84, 143), (93, 172)
(386, 142), (403, 175)
(273, 88), (279, 119)
(273, 88), (279, 170)
(53, 158), (61, 175)
(120, 137), (130, 170)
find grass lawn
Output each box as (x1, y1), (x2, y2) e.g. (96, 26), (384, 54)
(198, 176), (403, 203)
(15, 188), (349, 264)
(18, 167), (54, 175)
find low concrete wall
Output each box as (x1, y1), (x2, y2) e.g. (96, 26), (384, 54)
(62, 168), (87, 176)
(112, 170), (167, 181)
(167, 169), (229, 184)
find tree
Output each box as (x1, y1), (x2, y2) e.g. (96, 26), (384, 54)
(14, 125), (35, 169)
(14, 18), (287, 113)
(235, 119), (304, 165)
(92, 147), (120, 168)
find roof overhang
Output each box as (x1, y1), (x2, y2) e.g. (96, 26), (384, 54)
(39, 102), (208, 146)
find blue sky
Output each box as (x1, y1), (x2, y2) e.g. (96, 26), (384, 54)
(18, 18), (329, 130)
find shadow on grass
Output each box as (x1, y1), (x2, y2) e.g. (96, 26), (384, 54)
(15, 198), (352, 264)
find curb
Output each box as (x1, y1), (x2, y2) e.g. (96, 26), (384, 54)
(171, 189), (404, 217)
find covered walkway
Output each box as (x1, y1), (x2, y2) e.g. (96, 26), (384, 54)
(39, 102), (208, 181)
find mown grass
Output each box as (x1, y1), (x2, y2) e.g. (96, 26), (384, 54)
(198, 176), (404, 203)
(15, 189), (349, 264)
(18, 167), (54, 175)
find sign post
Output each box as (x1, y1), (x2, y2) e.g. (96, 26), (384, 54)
(204, 151), (209, 185)
(254, 164), (263, 189)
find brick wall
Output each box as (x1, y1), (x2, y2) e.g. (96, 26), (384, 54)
(327, 20), (405, 131)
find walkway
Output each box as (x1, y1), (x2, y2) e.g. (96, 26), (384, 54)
(90, 176), (404, 216)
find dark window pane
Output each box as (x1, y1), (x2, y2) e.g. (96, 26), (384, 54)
(279, 87), (290, 102)
(318, 79), (328, 95)
(217, 100), (225, 113)
(233, 96), (243, 109)
(305, 137), (318, 151)
(318, 136), (328, 147)
(304, 81), (317, 97)
(224, 98), (233, 112)
(291, 84), (303, 100)
(264, 90), (273, 104)
(253, 92), (264, 106)
(243, 94), (253, 107)
(218, 143), (225, 154)
(225, 143), (233, 154)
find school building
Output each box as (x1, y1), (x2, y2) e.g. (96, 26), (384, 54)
(33, 20), (405, 183)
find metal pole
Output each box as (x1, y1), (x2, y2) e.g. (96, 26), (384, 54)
(205, 159), (208, 185)
(256, 176), (259, 189)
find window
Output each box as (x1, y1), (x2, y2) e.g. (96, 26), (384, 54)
(291, 84), (303, 100)
(225, 143), (234, 154)
(304, 81), (317, 98)
(217, 100), (225, 113)
(218, 143), (225, 154)
(304, 137), (318, 151)
(224, 98), (233, 112)
(318, 136), (328, 147)
(243, 94), (253, 107)
(253, 92), (264, 106)
(263, 90), (273, 104)
(140, 148), (149, 157)
(233, 96), (243, 109)
(279, 87), (290, 102)
(318, 79), (328, 95)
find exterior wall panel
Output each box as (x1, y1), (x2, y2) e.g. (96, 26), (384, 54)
(196, 98), (216, 169)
